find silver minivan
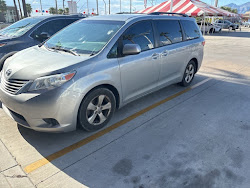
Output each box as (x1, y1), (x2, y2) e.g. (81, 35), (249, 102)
(0, 13), (205, 132)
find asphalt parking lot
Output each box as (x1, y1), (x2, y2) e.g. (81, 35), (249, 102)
(1, 27), (250, 188)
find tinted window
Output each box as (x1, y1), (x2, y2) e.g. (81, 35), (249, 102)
(31, 18), (78, 41)
(122, 21), (154, 52)
(181, 20), (200, 40)
(0, 17), (43, 37)
(155, 20), (182, 46)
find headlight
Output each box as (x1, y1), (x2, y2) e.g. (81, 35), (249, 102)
(28, 71), (76, 91)
(0, 43), (6, 47)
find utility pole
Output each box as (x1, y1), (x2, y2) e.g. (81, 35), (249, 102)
(17, 0), (23, 18)
(55, 0), (58, 14)
(39, 0), (43, 15)
(13, 0), (20, 21)
(96, 0), (99, 15)
(170, 0), (173, 12)
(109, 0), (110, 14)
(120, 0), (121, 13)
(214, 0), (218, 7)
(130, 0), (131, 13)
(63, 0), (65, 14)
(87, 0), (89, 14)
(103, 0), (107, 15)
(22, 0), (28, 17)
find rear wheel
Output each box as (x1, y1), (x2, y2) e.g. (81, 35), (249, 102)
(179, 60), (196, 87)
(78, 88), (116, 131)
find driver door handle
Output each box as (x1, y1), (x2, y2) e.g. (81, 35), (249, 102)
(161, 51), (168, 57)
(152, 53), (160, 60)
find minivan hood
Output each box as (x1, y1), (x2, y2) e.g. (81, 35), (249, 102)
(4, 46), (91, 80)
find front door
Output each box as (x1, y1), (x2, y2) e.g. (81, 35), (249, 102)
(118, 21), (161, 103)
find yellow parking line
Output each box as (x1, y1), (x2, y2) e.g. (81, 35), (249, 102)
(24, 78), (212, 174)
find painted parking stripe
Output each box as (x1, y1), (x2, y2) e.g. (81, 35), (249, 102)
(24, 77), (212, 174)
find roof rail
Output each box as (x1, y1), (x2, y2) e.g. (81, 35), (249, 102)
(116, 12), (143, 14)
(148, 12), (189, 17)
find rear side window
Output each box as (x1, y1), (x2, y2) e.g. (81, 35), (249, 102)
(31, 18), (78, 40)
(122, 21), (154, 52)
(155, 20), (182, 46)
(181, 20), (200, 40)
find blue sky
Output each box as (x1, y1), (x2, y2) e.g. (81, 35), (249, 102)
(4, 0), (250, 15)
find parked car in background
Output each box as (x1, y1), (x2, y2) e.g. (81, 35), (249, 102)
(0, 14), (84, 69)
(197, 22), (221, 33)
(213, 20), (239, 30)
(243, 22), (250, 27)
(0, 13), (205, 133)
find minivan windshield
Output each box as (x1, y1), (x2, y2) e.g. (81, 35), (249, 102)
(0, 17), (43, 37)
(45, 20), (125, 55)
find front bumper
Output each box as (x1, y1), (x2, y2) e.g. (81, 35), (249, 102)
(0, 86), (83, 133)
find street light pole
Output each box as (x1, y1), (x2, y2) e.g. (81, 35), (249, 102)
(120, 0), (121, 13)
(96, 0), (99, 15)
(214, 0), (218, 7)
(130, 0), (132, 13)
(55, 0), (58, 14)
(40, 0), (43, 15)
(103, 0), (107, 15)
(109, 0), (111, 14)
(170, 0), (173, 12)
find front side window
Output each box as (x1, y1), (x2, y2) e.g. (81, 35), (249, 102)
(45, 20), (124, 56)
(0, 17), (43, 37)
(31, 19), (78, 41)
(155, 20), (182, 46)
(122, 21), (155, 52)
(181, 20), (200, 40)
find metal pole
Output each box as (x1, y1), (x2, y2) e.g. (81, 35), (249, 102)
(109, 0), (110, 14)
(170, 0), (173, 12)
(63, 0), (65, 14)
(22, 0), (28, 17)
(103, 0), (107, 15)
(55, 0), (58, 14)
(39, 0), (43, 15)
(96, 0), (99, 15)
(87, 0), (89, 14)
(13, 0), (20, 21)
(214, 0), (218, 7)
(130, 0), (132, 13)
(120, 0), (121, 13)
(203, 13), (206, 35)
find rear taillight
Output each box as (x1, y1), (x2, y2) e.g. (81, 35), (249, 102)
(202, 41), (206, 46)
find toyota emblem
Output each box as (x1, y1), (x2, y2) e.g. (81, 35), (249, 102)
(5, 69), (12, 77)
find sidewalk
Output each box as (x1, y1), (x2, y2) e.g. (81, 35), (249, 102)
(0, 140), (35, 188)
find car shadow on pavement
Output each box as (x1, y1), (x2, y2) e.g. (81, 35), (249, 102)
(16, 74), (250, 188)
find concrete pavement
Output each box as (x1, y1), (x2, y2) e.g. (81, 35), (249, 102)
(0, 28), (250, 188)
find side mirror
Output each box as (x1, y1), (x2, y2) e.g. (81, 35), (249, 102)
(123, 44), (141, 56)
(37, 32), (50, 42)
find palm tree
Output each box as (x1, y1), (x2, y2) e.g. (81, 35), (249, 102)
(26, 3), (32, 16)
(0, 0), (7, 13)
(49, 7), (56, 14)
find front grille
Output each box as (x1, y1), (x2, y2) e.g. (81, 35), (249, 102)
(1, 75), (29, 95)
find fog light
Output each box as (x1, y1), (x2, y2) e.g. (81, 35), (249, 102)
(43, 118), (59, 126)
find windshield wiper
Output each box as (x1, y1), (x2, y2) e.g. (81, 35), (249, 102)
(50, 46), (80, 56)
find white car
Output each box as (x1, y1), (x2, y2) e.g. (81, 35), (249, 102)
(197, 22), (222, 33)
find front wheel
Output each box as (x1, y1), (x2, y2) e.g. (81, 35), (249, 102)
(78, 88), (116, 131)
(179, 61), (196, 87)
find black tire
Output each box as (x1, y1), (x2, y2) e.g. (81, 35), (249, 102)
(179, 60), (196, 87)
(0, 51), (17, 71)
(78, 88), (116, 131)
(209, 28), (214, 34)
